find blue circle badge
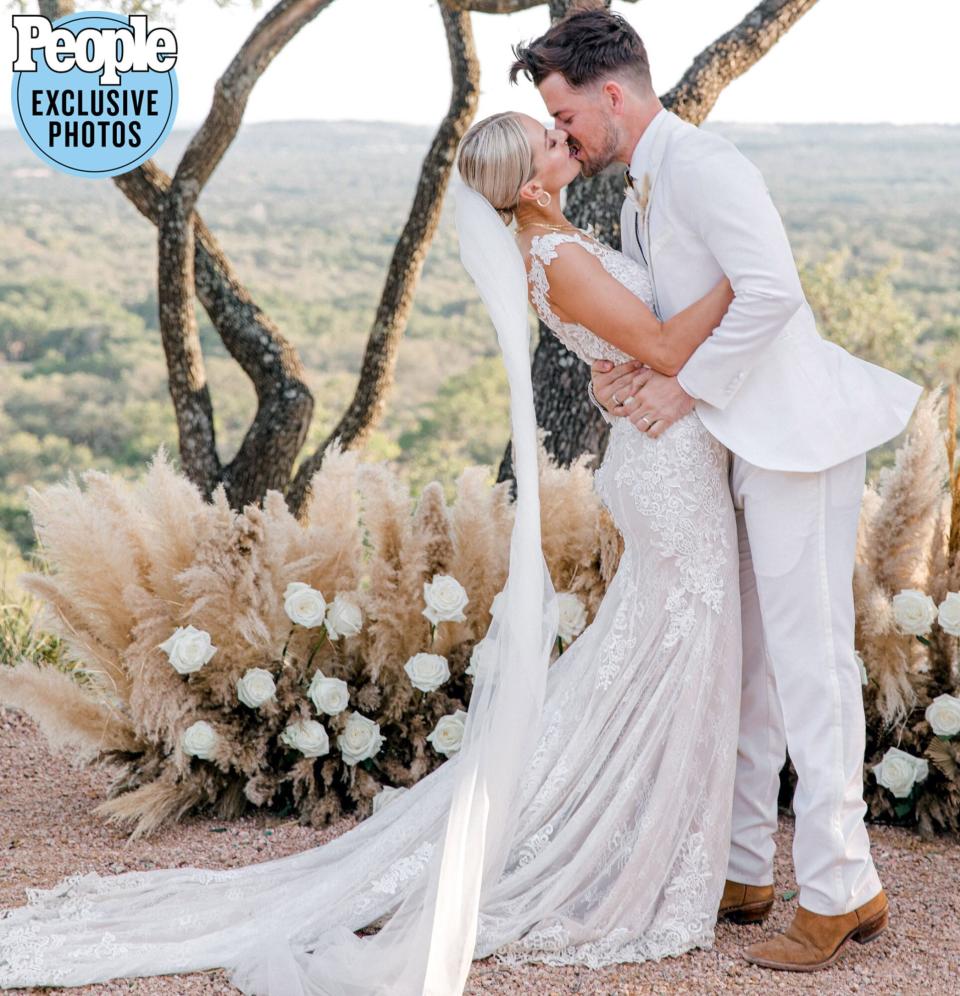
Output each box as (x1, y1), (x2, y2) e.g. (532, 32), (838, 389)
(10, 11), (178, 178)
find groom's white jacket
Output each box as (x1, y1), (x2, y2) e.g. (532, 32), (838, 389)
(618, 109), (921, 473)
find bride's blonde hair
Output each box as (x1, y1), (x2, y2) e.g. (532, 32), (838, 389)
(456, 112), (535, 226)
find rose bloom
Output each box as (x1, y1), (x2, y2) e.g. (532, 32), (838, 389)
(158, 624), (217, 675)
(891, 589), (937, 636)
(181, 720), (218, 760)
(925, 693), (960, 738)
(403, 652), (450, 693)
(236, 667), (277, 708)
(557, 593), (588, 643)
(280, 719), (330, 758)
(422, 574), (469, 625)
(338, 712), (385, 765)
(325, 594), (363, 639)
(284, 581), (327, 628)
(872, 746), (929, 798)
(307, 670), (350, 716)
(937, 592), (960, 637)
(427, 710), (468, 756)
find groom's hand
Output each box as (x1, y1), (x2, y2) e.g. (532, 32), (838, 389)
(627, 371), (695, 438)
(590, 359), (652, 416)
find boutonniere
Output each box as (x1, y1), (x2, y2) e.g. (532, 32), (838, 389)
(623, 169), (651, 221)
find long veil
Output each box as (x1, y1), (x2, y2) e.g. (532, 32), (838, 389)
(0, 176), (559, 996)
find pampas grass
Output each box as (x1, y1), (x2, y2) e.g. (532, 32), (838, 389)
(10, 391), (958, 841)
(2, 439), (616, 839)
(857, 388), (960, 837)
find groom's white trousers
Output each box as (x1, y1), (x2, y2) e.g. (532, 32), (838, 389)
(726, 449), (883, 916)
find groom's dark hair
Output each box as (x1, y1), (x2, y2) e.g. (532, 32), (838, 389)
(509, 4), (651, 92)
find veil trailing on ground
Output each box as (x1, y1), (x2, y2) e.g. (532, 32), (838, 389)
(0, 175), (559, 996)
(360, 176), (561, 993)
(275, 177), (560, 995)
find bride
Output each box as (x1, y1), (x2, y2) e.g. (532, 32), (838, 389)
(0, 110), (742, 995)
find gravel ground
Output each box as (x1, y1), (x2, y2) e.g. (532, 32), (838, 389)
(2, 704), (958, 996)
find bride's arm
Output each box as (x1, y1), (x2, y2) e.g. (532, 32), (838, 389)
(536, 242), (733, 377)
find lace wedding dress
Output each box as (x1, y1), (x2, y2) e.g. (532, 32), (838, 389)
(0, 229), (742, 993)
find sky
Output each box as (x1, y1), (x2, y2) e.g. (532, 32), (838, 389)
(2, 0), (959, 130)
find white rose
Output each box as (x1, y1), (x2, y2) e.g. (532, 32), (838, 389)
(427, 709), (469, 756)
(181, 720), (218, 760)
(925, 693), (960, 738)
(557, 593), (588, 643)
(284, 581), (327, 628)
(937, 593), (960, 637)
(404, 652), (450, 693)
(158, 624), (217, 675)
(853, 650), (869, 687)
(337, 711), (384, 765)
(422, 574), (469, 625)
(325, 594), (363, 639)
(872, 746), (929, 798)
(280, 718), (330, 758)
(236, 667), (277, 708)
(466, 641), (489, 678)
(307, 670), (350, 716)
(892, 589), (937, 636)
(372, 785), (407, 816)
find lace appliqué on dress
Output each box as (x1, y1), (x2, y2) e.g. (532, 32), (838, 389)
(526, 230), (654, 366)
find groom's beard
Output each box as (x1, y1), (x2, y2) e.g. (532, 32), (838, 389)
(576, 119), (620, 178)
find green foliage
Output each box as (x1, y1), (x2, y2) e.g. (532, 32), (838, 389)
(1, 121), (956, 557)
(0, 537), (67, 673)
(397, 356), (510, 498)
(799, 249), (926, 381)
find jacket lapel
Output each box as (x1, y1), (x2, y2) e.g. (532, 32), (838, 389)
(639, 112), (682, 320)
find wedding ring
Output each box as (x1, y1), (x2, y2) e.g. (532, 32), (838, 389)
(639, 414), (653, 427)
(612, 392), (622, 406)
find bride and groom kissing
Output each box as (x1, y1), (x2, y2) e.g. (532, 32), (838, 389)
(0, 4), (924, 994)
(477, 2), (922, 975)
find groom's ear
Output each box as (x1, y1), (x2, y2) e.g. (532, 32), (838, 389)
(602, 80), (627, 115)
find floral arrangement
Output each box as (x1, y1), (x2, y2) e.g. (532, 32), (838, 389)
(6, 387), (960, 840)
(0, 436), (619, 838)
(856, 389), (960, 836)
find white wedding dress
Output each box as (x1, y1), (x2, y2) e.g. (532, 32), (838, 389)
(0, 229), (742, 992)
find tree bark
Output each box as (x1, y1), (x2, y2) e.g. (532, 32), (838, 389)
(37, 0), (75, 17)
(498, 0), (820, 483)
(662, 0), (821, 126)
(157, 0), (335, 503)
(285, 1), (481, 515)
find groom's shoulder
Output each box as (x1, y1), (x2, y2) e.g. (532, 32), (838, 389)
(668, 116), (762, 181)
(669, 116), (747, 164)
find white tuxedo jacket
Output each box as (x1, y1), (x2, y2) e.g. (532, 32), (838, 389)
(619, 109), (922, 473)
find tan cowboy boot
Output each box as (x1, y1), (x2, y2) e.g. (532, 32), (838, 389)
(743, 889), (889, 971)
(718, 879), (775, 924)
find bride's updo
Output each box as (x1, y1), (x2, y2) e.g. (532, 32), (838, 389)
(456, 112), (535, 226)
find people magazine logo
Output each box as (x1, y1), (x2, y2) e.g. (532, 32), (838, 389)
(10, 10), (178, 178)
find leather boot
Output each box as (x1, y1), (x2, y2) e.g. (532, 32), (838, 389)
(743, 889), (889, 971)
(718, 879), (775, 924)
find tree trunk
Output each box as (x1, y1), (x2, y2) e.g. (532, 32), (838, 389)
(286, 1), (480, 514)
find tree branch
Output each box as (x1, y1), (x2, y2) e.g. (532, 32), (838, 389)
(661, 0), (820, 125)
(286, 0), (481, 515)
(157, 0), (335, 499)
(449, 0), (638, 12)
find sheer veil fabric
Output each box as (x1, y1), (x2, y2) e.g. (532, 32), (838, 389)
(0, 177), (559, 995)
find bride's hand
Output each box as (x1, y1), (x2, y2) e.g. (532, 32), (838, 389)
(591, 358), (651, 416)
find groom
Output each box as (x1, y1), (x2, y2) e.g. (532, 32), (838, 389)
(511, 5), (922, 973)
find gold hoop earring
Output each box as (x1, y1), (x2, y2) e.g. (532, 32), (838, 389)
(536, 191), (552, 208)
